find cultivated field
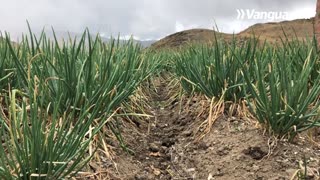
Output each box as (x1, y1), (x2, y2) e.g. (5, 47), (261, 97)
(0, 23), (320, 179)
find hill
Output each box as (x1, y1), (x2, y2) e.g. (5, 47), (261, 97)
(151, 18), (314, 49)
(238, 18), (314, 43)
(151, 29), (234, 49)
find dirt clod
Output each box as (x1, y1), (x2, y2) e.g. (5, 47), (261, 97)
(242, 146), (268, 160)
(149, 143), (160, 152)
(161, 139), (175, 148)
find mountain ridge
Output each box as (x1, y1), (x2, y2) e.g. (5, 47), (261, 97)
(151, 17), (315, 49)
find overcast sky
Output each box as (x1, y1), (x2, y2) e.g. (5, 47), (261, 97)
(0, 0), (316, 40)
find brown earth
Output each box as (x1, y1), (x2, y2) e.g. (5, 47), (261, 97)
(151, 18), (314, 49)
(80, 74), (320, 180)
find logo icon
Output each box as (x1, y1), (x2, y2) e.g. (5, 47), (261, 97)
(236, 9), (289, 20)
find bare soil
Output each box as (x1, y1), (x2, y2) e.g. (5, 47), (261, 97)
(82, 76), (320, 180)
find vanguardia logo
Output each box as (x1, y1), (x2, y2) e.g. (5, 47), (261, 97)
(236, 9), (289, 20)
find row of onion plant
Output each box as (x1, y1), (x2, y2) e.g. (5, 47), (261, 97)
(0, 26), (158, 179)
(174, 33), (320, 140)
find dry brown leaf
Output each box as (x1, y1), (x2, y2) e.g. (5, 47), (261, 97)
(149, 152), (161, 157)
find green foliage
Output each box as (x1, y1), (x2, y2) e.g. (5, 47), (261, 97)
(243, 44), (320, 140)
(0, 25), (158, 178)
(5, 27), (154, 117)
(174, 34), (320, 140)
(0, 88), (100, 179)
(174, 35), (258, 102)
(0, 34), (15, 90)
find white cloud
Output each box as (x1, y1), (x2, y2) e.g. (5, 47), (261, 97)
(175, 22), (184, 32)
(287, 6), (316, 20)
(0, 0), (316, 40)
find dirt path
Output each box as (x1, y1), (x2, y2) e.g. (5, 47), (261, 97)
(103, 75), (201, 179)
(132, 76), (190, 179)
(101, 75), (320, 180)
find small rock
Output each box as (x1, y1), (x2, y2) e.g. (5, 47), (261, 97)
(198, 141), (208, 150)
(252, 165), (260, 171)
(242, 146), (267, 160)
(217, 146), (230, 156)
(149, 143), (160, 152)
(160, 146), (168, 152)
(192, 150), (198, 155)
(186, 168), (196, 172)
(261, 165), (272, 173)
(214, 168), (224, 176)
(235, 155), (244, 161)
(151, 166), (161, 176)
(135, 173), (148, 180)
(158, 124), (168, 128)
(182, 130), (192, 137)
